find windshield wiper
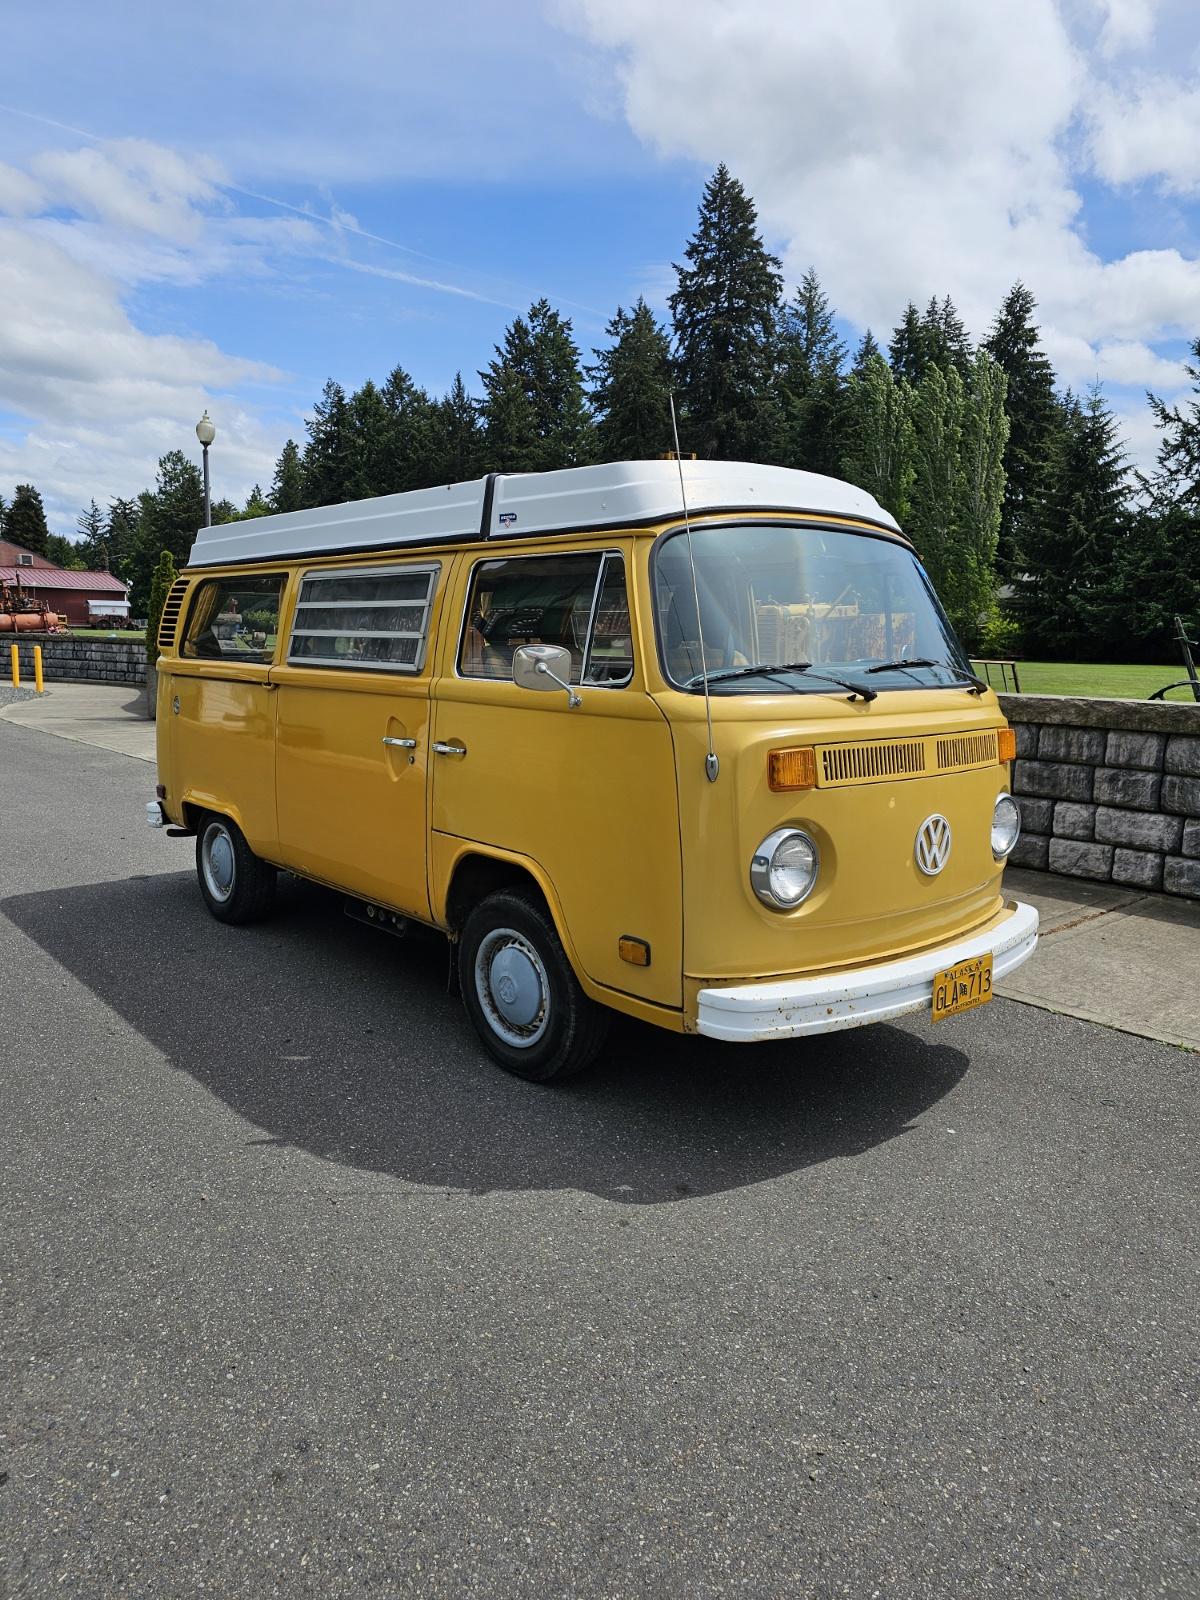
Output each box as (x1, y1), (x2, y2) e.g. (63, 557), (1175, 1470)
(685, 661), (877, 702)
(863, 657), (988, 694)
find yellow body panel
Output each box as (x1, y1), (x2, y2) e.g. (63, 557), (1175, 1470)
(156, 512), (1018, 1036)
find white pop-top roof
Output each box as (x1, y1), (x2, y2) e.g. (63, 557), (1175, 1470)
(185, 460), (902, 568)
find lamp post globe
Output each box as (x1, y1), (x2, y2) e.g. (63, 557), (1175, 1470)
(195, 411), (216, 526)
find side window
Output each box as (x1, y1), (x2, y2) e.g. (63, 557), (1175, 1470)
(287, 564), (438, 673)
(459, 553), (632, 686)
(182, 575), (284, 664)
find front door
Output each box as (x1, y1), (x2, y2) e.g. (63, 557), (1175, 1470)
(272, 560), (445, 918)
(430, 546), (682, 1008)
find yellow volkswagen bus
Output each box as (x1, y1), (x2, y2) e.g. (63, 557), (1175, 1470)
(151, 461), (1037, 1080)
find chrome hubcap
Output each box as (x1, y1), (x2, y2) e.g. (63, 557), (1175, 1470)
(474, 928), (549, 1049)
(201, 822), (235, 903)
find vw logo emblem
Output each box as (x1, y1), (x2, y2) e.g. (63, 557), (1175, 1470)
(915, 814), (952, 876)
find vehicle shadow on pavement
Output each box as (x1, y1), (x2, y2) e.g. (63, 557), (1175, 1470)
(2, 872), (969, 1203)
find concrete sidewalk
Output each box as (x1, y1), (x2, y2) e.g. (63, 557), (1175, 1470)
(0, 681), (156, 762)
(999, 867), (1199, 1051)
(2, 684), (1197, 1050)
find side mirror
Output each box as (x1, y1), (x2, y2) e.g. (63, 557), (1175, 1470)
(512, 645), (582, 708)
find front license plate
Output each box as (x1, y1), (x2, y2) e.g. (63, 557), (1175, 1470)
(931, 953), (993, 1022)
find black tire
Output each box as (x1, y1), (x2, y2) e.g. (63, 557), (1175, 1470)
(458, 888), (609, 1082)
(195, 813), (276, 926)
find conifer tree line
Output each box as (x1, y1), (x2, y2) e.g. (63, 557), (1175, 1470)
(4, 164), (1197, 657)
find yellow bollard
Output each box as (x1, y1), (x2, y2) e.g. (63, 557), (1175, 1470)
(34, 644), (44, 694)
(9, 642), (18, 688)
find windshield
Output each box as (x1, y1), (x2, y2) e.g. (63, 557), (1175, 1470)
(653, 522), (971, 693)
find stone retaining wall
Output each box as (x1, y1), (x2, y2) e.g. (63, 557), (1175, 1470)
(7, 635), (146, 685)
(998, 693), (1200, 900)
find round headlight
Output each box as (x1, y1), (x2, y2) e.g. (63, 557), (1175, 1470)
(750, 828), (819, 909)
(991, 792), (1020, 859)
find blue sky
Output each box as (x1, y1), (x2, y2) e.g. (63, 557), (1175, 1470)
(1, 0), (1199, 533)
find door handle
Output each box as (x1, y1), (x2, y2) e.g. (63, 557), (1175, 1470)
(382, 736), (417, 749)
(432, 741), (467, 757)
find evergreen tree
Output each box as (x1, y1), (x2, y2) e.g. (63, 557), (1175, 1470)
(1117, 503), (1200, 662)
(669, 164), (784, 459)
(270, 439), (306, 514)
(345, 379), (394, 499)
(243, 484), (272, 519)
(984, 282), (1059, 573)
(1019, 386), (1131, 658)
(1144, 334), (1200, 508)
(6, 484), (51, 556)
(852, 329), (882, 375)
(840, 353), (914, 522)
(480, 299), (593, 472)
(381, 366), (440, 491)
(588, 298), (673, 461)
(45, 533), (85, 569)
(430, 373), (482, 482)
(921, 295), (973, 376)
(889, 303), (930, 385)
(0, 492), (7, 537)
(302, 379), (352, 506)
(480, 361), (540, 473)
(130, 452), (204, 611)
(777, 268), (847, 475)
(76, 500), (107, 567)
(105, 499), (140, 583)
(210, 498), (240, 524)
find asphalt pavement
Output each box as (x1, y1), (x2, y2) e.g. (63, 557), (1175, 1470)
(1, 718), (1196, 1599)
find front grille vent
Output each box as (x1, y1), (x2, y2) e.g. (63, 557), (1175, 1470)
(816, 729), (1001, 787)
(821, 739), (927, 784)
(936, 731), (997, 770)
(157, 579), (188, 651)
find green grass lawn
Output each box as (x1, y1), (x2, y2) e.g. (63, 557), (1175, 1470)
(64, 628), (145, 638)
(971, 659), (1198, 700)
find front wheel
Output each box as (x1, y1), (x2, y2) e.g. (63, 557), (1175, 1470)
(458, 888), (609, 1082)
(195, 814), (276, 925)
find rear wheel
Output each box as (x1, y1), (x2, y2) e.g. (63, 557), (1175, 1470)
(195, 814), (276, 925)
(458, 888), (609, 1082)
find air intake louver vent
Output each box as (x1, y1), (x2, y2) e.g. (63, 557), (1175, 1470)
(936, 731), (997, 770)
(157, 579), (188, 651)
(821, 740), (927, 784)
(816, 729), (1001, 787)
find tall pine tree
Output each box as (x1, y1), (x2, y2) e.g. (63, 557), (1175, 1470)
(303, 379), (353, 506)
(480, 300), (593, 472)
(6, 484), (51, 556)
(431, 373), (482, 482)
(381, 366), (440, 491)
(270, 439), (306, 514)
(1020, 386), (1131, 658)
(777, 268), (847, 475)
(669, 165), (783, 459)
(588, 298), (673, 461)
(984, 282), (1059, 574)
(76, 500), (107, 568)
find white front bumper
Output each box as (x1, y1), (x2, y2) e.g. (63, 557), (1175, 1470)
(696, 899), (1039, 1043)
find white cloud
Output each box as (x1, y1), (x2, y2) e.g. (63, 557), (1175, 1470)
(1091, 0), (1159, 55)
(1087, 78), (1200, 193)
(0, 160), (43, 215)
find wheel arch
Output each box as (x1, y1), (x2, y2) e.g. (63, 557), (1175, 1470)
(437, 843), (588, 980)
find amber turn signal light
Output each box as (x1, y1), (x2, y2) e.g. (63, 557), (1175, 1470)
(997, 728), (1017, 764)
(618, 936), (651, 967)
(768, 747), (818, 791)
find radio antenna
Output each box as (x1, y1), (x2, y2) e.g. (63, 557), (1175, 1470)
(669, 394), (718, 783)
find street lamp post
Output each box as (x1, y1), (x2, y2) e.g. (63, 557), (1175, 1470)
(195, 410), (216, 527)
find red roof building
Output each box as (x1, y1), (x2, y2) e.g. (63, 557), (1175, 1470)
(0, 566), (130, 627)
